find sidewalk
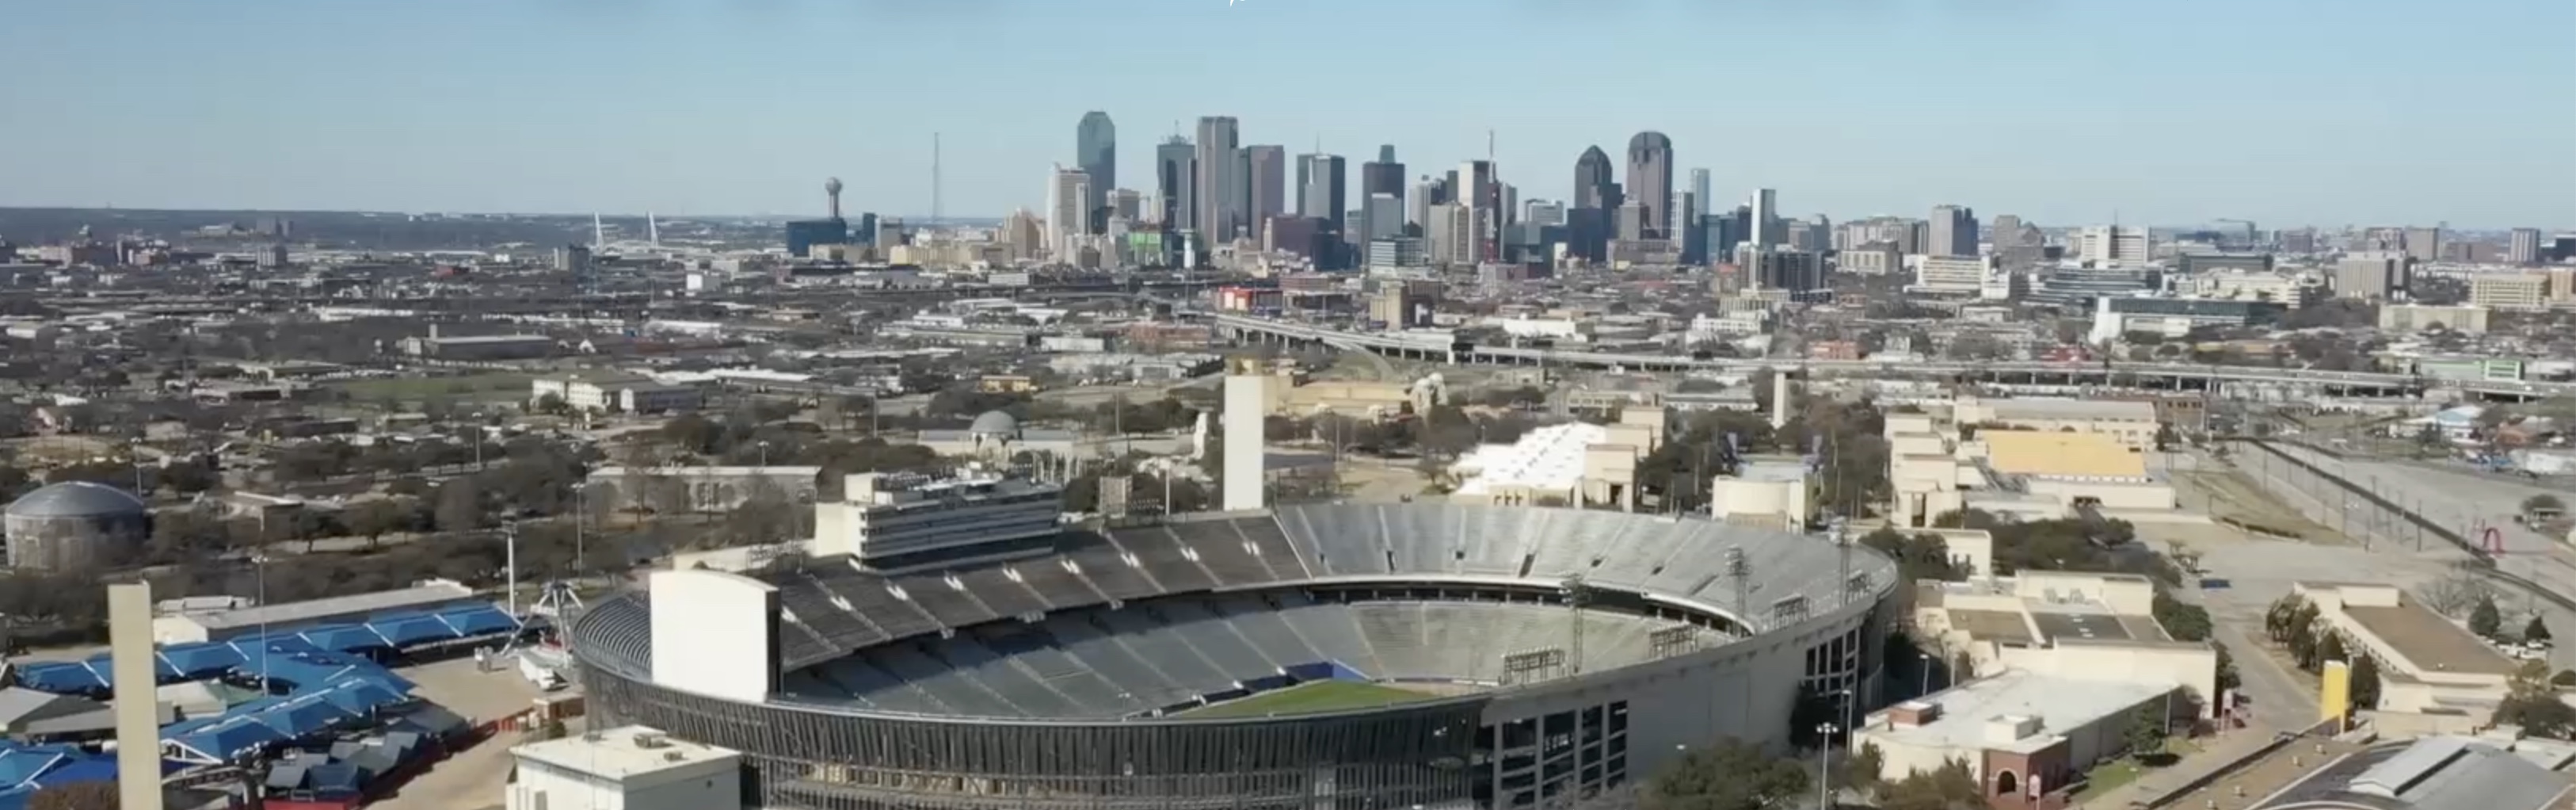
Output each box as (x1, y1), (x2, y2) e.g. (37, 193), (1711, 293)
(2075, 729), (2285, 809)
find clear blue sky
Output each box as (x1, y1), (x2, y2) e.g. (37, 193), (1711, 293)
(6, 0), (2571, 229)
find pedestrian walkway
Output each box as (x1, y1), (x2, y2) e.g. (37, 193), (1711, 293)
(2076, 728), (2288, 809)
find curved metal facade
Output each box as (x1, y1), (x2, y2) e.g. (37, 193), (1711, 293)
(585, 657), (1483, 810)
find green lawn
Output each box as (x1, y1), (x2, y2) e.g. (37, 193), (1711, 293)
(1183, 681), (1431, 718)
(2072, 739), (2201, 798)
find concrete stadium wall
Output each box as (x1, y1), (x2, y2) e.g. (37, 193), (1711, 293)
(1489, 584), (1891, 779)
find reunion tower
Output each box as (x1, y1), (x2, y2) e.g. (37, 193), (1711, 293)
(825, 177), (844, 221)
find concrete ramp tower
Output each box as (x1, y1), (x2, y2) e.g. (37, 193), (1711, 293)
(109, 583), (164, 810)
(1769, 369), (1793, 430)
(1222, 357), (1268, 512)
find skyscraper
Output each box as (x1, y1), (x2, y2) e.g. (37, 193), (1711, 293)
(1571, 146), (1619, 262)
(1157, 136), (1196, 232)
(2403, 227), (2441, 262)
(1298, 153), (1345, 223)
(1362, 146), (1405, 213)
(1409, 175), (1447, 236)
(1046, 167), (1092, 259)
(2509, 227), (2543, 265)
(1749, 188), (1780, 249)
(1624, 132), (1674, 239)
(1076, 112), (1115, 235)
(1574, 147), (1618, 211)
(1243, 144), (1286, 241)
(1458, 160), (1498, 265)
(1194, 117), (1241, 242)
(1364, 192), (1402, 249)
(1689, 168), (1711, 219)
(1929, 204), (1978, 258)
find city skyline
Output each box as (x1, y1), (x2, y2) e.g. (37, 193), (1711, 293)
(5, 0), (2571, 227)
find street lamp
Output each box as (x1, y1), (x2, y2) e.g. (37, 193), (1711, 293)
(1918, 652), (1932, 697)
(571, 482), (589, 579)
(759, 440), (772, 468)
(470, 412), (487, 470)
(1816, 722), (1841, 810)
(251, 552), (270, 693)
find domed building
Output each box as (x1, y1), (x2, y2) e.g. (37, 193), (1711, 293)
(5, 481), (151, 571)
(917, 409), (1083, 460)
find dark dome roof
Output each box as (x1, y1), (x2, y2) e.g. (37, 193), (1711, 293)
(6, 481), (149, 519)
(968, 411), (1019, 437)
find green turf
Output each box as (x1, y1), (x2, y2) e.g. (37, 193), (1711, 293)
(1183, 681), (1431, 718)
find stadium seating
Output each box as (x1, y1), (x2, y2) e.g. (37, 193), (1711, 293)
(741, 504), (1891, 720)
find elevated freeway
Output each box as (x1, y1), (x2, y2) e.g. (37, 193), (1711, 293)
(1202, 313), (2575, 401)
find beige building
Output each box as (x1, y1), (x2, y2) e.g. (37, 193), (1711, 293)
(1885, 399), (2173, 527)
(2469, 273), (2551, 311)
(1912, 256), (1990, 295)
(1953, 396), (2159, 449)
(2292, 582), (2522, 735)
(1910, 560), (2218, 708)
(2377, 303), (2490, 334)
(2192, 270), (2326, 308)
(2332, 252), (2407, 300)
(1255, 373), (1448, 418)
(1858, 558), (2216, 803)
(1709, 456), (1814, 530)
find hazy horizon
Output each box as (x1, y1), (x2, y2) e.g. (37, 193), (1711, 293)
(7, 0), (2572, 228)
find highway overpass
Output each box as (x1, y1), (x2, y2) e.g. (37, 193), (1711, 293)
(1202, 313), (2574, 402)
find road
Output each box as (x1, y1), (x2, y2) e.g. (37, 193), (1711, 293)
(2226, 440), (2576, 673)
(2165, 567), (2314, 732)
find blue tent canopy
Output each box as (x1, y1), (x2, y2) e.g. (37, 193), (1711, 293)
(169, 716), (288, 763)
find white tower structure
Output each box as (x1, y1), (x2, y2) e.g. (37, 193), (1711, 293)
(1222, 357), (1268, 512)
(1770, 370), (1793, 430)
(109, 582), (165, 810)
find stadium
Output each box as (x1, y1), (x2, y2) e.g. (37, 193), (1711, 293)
(570, 501), (1898, 810)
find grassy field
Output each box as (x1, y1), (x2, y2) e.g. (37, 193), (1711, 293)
(330, 373), (534, 404)
(1183, 681), (1431, 718)
(2174, 469), (2342, 542)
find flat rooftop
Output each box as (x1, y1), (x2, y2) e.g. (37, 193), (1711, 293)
(1861, 670), (2174, 755)
(1983, 430), (2148, 479)
(179, 581), (481, 632)
(1736, 459), (1809, 483)
(2030, 609), (2141, 643)
(2343, 602), (2520, 677)
(1980, 398), (2159, 422)
(513, 725), (740, 780)
(1949, 609), (2037, 644)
